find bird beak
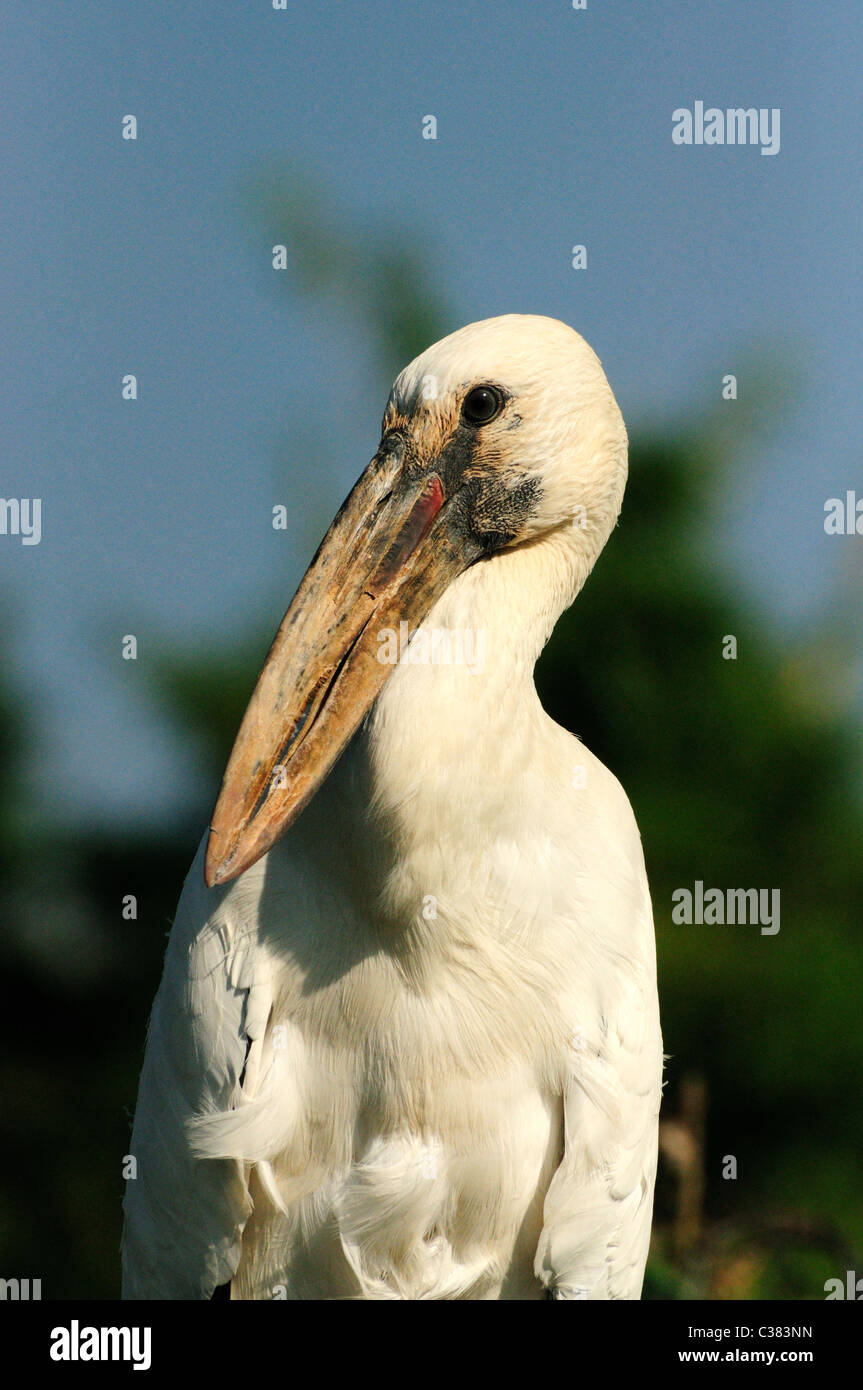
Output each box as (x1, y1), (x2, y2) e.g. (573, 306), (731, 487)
(204, 435), (482, 887)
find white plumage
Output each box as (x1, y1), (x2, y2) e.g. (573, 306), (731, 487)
(122, 315), (663, 1300)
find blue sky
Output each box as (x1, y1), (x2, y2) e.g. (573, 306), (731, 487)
(3, 1), (861, 825)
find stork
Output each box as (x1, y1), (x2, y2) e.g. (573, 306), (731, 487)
(122, 314), (663, 1300)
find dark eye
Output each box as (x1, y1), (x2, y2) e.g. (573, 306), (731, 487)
(461, 385), (504, 427)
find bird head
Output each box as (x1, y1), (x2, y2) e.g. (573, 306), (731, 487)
(204, 315), (627, 887)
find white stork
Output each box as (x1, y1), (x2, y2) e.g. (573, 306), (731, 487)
(122, 314), (663, 1301)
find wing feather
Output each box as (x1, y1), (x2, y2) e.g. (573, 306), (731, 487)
(121, 837), (272, 1299)
(535, 887), (663, 1300)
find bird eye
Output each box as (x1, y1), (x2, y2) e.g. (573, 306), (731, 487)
(461, 385), (504, 427)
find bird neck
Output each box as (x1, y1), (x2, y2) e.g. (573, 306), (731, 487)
(336, 529), (595, 965)
(364, 527), (592, 825)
